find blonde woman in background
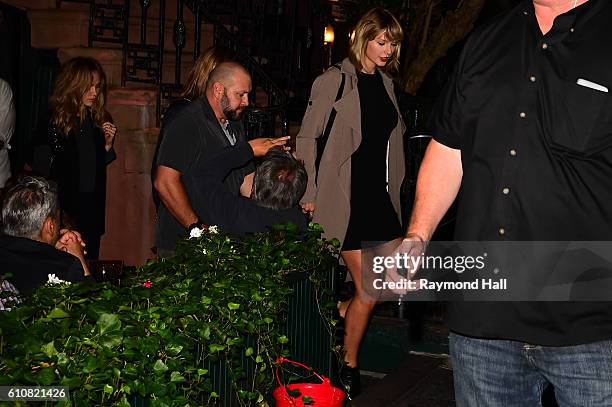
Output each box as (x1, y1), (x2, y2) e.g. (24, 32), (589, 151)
(296, 8), (405, 398)
(33, 57), (117, 259)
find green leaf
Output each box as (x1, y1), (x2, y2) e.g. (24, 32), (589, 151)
(113, 367), (121, 379)
(302, 395), (314, 405)
(48, 307), (70, 319)
(82, 356), (98, 373)
(197, 368), (208, 376)
(103, 384), (113, 394)
(96, 313), (121, 335)
(165, 344), (183, 356)
(227, 302), (240, 310)
(278, 335), (289, 344)
(36, 367), (55, 385)
(41, 341), (58, 358)
(201, 296), (212, 305)
(209, 344), (225, 353)
(170, 371), (186, 383)
(57, 353), (69, 366)
(255, 355), (263, 363)
(245, 347), (254, 357)
(100, 332), (123, 349)
(153, 359), (169, 374)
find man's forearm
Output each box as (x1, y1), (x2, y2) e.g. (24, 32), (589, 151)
(407, 139), (463, 241)
(154, 166), (199, 228)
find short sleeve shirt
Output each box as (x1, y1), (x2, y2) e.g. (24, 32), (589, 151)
(428, 0), (612, 346)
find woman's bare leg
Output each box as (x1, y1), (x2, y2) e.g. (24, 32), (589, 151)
(341, 249), (377, 367)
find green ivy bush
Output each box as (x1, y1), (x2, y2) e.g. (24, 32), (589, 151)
(0, 223), (338, 406)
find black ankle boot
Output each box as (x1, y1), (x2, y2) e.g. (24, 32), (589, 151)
(339, 365), (361, 400)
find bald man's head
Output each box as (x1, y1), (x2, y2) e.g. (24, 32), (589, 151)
(206, 62), (250, 90)
(206, 62), (251, 121)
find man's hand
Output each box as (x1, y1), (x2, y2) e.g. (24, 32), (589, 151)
(383, 234), (427, 295)
(55, 230), (86, 257)
(55, 229), (91, 276)
(248, 136), (290, 157)
(102, 122), (117, 152)
(300, 202), (315, 217)
(58, 228), (86, 248)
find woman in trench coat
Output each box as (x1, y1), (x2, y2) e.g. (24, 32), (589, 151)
(296, 7), (406, 399)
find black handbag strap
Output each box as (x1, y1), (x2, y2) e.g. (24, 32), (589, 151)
(315, 64), (345, 180)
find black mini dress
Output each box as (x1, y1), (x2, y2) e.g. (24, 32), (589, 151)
(342, 70), (403, 251)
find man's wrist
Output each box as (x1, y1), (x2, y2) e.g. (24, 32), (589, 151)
(188, 221), (203, 233)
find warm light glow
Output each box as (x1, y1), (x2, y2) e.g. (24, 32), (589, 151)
(349, 30), (355, 42)
(324, 24), (335, 44)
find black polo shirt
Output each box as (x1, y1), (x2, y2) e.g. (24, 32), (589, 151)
(430, 0), (612, 345)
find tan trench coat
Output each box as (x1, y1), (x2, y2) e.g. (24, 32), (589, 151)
(296, 58), (406, 245)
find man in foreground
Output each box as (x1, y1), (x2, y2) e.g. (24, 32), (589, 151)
(406, 0), (612, 404)
(194, 138), (307, 236)
(0, 176), (90, 297)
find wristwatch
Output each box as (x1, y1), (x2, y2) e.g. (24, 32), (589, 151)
(188, 221), (203, 233)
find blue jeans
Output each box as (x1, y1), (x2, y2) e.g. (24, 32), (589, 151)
(450, 332), (612, 407)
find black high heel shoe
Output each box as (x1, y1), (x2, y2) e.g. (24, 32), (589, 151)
(339, 364), (361, 400)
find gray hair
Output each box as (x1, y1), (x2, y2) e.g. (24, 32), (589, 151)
(252, 147), (307, 210)
(1, 175), (58, 239)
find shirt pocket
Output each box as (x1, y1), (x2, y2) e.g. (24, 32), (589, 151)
(545, 79), (609, 154)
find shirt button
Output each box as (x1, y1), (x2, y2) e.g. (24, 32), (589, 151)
(529, 76), (536, 82)
(499, 228), (506, 235)
(519, 112), (527, 118)
(502, 187), (510, 195)
(510, 149), (517, 156)
(542, 43), (548, 50)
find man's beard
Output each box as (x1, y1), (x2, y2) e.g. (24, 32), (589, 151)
(221, 90), (243, 121)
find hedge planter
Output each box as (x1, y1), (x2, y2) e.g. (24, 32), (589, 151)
(0, 223), (339, 406)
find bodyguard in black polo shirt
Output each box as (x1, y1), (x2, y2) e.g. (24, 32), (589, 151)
(407, 0), (612, 405)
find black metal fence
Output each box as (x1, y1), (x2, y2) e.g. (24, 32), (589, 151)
(58, 0), (293, 137)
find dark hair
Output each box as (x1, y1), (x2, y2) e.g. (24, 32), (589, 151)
(252, 148), (307, 210)
(1, 175), (58, 239)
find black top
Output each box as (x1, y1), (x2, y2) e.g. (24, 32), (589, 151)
(343, 70), (402, 250)
(0, 235), (87, 297)
(194, 143), (307, 236)
(429, 0), (612, 345)
(154, 97), (253, 250)
(38, 111), (116, 236)
(151, 98), (192, 210)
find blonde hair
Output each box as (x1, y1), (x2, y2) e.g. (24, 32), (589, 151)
(348, 8), (404, 75)
(50, 57), (108, 136)
(181, 46), (236, 99)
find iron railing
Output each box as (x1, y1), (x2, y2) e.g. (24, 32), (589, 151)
(58, 0), (292, 138)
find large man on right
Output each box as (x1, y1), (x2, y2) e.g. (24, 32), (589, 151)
(407, 0), (612, 405)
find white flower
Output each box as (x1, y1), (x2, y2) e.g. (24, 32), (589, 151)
(209, 225), (219, 234)
(47, 274), (71, 285)
(202, 248), (207, 255)
(189, 227), (203, 239)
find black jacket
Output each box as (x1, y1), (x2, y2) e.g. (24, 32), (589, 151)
(194, 143), (307, 236)
(32, 112), (116, 235)
(0, 235), (87, 297)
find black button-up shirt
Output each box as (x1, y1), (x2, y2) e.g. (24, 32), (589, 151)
(430, 0), (612, 345)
